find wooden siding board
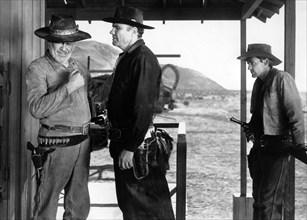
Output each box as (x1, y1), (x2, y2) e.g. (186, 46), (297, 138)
(21, 0), (35, 219)
(0, 1), (11, 219)
(284, 0), (296, 218)
(9, 0), (23, 218)
(27, 1), (45, 220)
(0, 0), (45, 219)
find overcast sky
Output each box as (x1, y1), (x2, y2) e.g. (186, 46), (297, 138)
(78, 1), (306, 92)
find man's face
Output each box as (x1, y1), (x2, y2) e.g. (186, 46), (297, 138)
(246, 57), (268, 79)
(48, 42), (75, 65)
(110, 23), (136, 51)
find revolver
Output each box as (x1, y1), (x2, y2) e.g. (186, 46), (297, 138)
(230, 117), (254, 142)
(229, 117), (249, 128)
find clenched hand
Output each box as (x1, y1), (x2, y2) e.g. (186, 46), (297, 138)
(66, 70), (85, 94)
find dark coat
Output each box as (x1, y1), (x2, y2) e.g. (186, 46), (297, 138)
(107, 39), (161, 157)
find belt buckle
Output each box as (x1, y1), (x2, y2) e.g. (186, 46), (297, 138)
(82, 124), (89, 135)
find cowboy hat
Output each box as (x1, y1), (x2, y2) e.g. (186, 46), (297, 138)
(102, 6), (154, 29)
(237, 43), (282, 66)
(34, 15), (91, 42)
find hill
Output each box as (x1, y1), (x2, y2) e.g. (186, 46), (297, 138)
(72, 40), (120, 71)
(161, 64), (226, 92)
(72, 40), (227, 96)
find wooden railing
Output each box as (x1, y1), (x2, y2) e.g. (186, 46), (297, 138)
(154, 122), (187, 220)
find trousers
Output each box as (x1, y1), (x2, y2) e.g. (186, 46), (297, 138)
(113, 158), (175, 220)
(33, 138), (91, 220)
(248, 145), (290, 220)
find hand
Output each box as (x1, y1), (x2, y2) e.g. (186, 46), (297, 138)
(242, 124), (254, 143)
(66, 70), (85, 94)
(118, 150), (134, 170)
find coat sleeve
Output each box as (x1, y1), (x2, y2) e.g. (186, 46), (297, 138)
(279, 74), (305, 144)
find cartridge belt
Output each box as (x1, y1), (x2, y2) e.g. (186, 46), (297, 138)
(262, 135), (292, 146)
(41, 123), (89, 135)
(38, 134), (88, 147)
(254, 135), (293, 148)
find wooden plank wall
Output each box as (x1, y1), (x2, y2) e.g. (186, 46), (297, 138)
(0, 0), (45, 219)
(284, 0), (296, 219)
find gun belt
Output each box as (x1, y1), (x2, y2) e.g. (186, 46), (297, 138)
(38, 134), (88, 147)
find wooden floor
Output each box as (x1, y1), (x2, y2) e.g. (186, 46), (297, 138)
(57, 182), (177, 220)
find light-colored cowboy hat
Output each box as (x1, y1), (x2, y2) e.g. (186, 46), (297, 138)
(102, 6), (154, 29)
(237, 43), (282, 66)
(35, 14), (91, 42)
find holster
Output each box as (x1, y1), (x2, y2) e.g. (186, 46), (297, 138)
(133, 146), (149, 180)
(132, 128), (174, 179)
(27, 142), (55, 185)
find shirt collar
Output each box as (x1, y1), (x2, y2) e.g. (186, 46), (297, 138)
(119, 39), (145, 57)
(263, 67), (278, 84)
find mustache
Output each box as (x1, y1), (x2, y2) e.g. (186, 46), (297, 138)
(58, 49), (71, 55)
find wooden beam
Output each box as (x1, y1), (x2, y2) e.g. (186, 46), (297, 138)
(266, 0), (284, 7)
(202, 0), (208, 8)
(241, 0), (263, 20)
(80, 0), (86, 8)
(227, 0), (241, 8)
(256, 8), (263, 17)
(253, 8), (267, 23)
(155, 54), (181, 58)
(254, 14), (267, 23)
(121, 0), (125, 7)
(259, 1), (280, 14)
(259, 8), (275, 19)
(46, 7), (242, 21)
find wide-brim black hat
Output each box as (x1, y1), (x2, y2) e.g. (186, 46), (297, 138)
(35, 15), (91, 43)
(102, 6), (154, 29)
(237, 43), (282, 66)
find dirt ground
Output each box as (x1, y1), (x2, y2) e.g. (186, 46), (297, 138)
(90, 94), (307, 220)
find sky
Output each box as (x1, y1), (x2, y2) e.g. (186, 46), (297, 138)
(77, 1), (306, 92)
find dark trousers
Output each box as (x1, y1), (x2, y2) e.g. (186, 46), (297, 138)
(113, 158), (175, 220)
(248, 146), (290, 220)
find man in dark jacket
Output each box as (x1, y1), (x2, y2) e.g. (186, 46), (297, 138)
(237, 43), (306, 220)
(102, 6), (175, 220)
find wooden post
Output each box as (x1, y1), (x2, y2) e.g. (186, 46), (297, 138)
(284, 0), (296, 219)
(240, 19), (247, 197)
(0, 0), (45, 219)
(233, 18), (254, 220)
(176, 122), (187, 220)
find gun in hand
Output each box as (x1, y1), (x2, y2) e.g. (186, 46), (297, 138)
(229, 117), (249, 128)
(229, 117), (254, 142)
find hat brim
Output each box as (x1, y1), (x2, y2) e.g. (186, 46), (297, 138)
(102, 17), (154, 29)
(34, 27), (91, 42)
(237, 51), (282, 66)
